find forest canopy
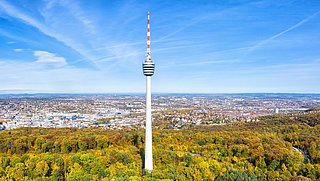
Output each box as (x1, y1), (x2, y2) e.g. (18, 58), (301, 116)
(0, 112), (319, 180)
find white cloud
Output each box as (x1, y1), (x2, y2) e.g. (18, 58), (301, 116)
(14, 48), (23, 52)
(34, 50), (67, 67)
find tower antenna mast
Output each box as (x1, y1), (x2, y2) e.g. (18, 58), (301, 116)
(142, 11), (155, 172)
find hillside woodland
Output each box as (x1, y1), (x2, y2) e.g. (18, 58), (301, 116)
(0, 112), (319, 180)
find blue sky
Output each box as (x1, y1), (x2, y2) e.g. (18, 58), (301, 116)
(0, 0), (319, 93)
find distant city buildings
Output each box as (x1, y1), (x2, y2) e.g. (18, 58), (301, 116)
(0, 94), (319, 130)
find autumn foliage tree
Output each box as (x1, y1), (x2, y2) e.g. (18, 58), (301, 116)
(0, 112), (319, 180)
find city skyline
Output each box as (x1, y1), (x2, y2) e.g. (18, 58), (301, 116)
(0, 0), (320, 93)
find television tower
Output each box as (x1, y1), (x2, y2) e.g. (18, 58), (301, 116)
(142, 11), (155, 172)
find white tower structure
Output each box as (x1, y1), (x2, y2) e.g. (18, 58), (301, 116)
(142, 11), (155, 172)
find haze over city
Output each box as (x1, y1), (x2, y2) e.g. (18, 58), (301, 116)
(0, 0), (319, 93)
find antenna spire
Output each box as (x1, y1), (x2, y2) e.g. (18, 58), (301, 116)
(147, 11), (151, 57)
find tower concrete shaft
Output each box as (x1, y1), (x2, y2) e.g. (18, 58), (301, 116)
(145, 76), (152, 171)
(142, 11), (154, 172)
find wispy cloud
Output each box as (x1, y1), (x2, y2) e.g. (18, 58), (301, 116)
(156, 16), (206, 42)
(41, 0), (143, 67)
(181, 59), (238, 66)
(0, 0), (96, 64)
(0, 0), (319, 93)
(248, 10), (320, 52)
(42, 0), (96, 34)
(159, 59), (237, 69)
(13, 48), (23, 52)
(95, 52), (140, 63)
(157, 45), (251, 70)
(34, 50), (67, 67)
(0, 30), (34, 43)
(153, 43), (207, 53)
(232, 60), (320, 76)
(0, 59), (139, 93)
(154, 3), (249, 43)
